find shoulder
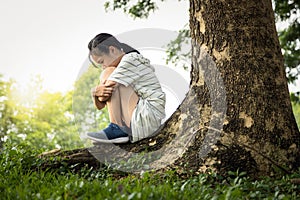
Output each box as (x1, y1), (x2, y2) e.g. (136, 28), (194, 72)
(122, 52), (150, 66)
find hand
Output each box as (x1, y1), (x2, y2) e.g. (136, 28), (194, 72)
(91, 80), (117, 102)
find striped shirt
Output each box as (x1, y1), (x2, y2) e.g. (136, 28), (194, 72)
(108, 52), (166, 142)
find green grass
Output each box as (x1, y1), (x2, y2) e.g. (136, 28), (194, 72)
(1, 143), (300, 200)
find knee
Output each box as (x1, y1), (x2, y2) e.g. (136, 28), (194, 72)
(100, 67), (115, 82)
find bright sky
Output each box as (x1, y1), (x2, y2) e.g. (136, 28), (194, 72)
(0, 0), (189, 93)
(0, 0), (298, 93)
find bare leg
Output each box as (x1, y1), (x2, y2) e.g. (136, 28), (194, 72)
(100, 67), (138, 130)
(113, 85), (139, 127)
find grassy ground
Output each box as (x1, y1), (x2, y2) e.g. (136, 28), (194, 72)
(1, 143), (299, 200)
(2, 170), (300, 200)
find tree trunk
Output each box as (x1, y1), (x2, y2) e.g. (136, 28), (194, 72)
(40, 0), (300, 177)
(177, 0), (300, 176)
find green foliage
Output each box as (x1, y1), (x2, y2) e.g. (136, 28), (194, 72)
(0, 60), (115, 150)
(1, 143), (300, 199)
(0, 75), (84, 150)
(0, 66), (110, 150)
(292, 100), (300, 130)
(166, 25), (191, 70)
(0, 75), (15, 148)
(104, 0), (164, 18)
(291, 92), (300, 104)
(274, 0), (299, 20)
(29, 90), (82, 150)
(275, 0), (300, 85)
(291, 92), (300, 129)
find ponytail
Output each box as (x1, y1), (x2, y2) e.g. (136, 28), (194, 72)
(120, 43), (140, 54)
(88, 33), (139, 55)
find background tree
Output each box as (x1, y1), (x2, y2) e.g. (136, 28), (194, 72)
(292, 103), (300, 130)
(0, 75), (83, 150)
(0, 75), (15, 149)
(0, 66), (111, 151)
(274, 0), (300, 88)
(30, 90), (82, 150)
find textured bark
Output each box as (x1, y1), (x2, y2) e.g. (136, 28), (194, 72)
(177, 0), (300, 176)
(37, 148), (102, 172)
(39, 0), (300, 177)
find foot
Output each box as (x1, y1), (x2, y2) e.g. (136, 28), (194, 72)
(87, 123), (129, 143)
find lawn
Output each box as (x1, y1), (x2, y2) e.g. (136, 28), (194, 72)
(1, 143), (299, 200)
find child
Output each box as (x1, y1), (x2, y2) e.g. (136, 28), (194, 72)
(87, 33), (166, 143)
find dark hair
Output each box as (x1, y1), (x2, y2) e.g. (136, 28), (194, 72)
(88, 33), (139, 55)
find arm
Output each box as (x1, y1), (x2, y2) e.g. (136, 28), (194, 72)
(91, 80), (117, 110)
(91, 87), (106, 110)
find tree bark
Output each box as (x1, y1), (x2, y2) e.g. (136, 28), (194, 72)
(179, 0), (300, 176)
(40, 0), (300, 177)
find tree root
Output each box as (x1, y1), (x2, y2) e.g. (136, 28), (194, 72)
(36, 148), (102, 172)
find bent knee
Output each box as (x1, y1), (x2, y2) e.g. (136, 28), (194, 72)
(100, 67), (115, 82)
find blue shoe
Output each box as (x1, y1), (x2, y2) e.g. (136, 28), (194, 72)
(87, 123), (129, 143)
